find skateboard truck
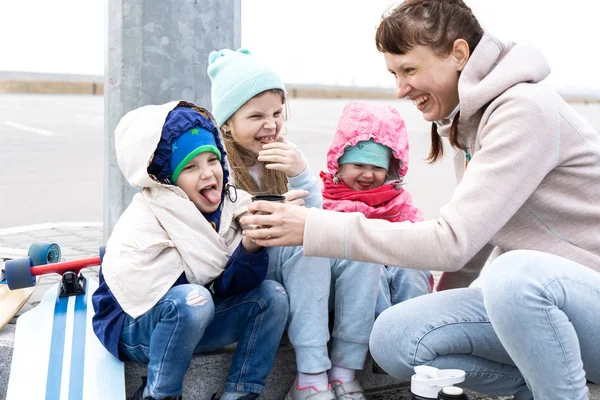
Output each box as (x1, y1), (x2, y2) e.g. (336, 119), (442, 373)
(59, 271), (87, 297)
(4, 245), (105, 297)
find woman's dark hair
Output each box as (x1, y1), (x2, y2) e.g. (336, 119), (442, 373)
(375, 0), (484, 162)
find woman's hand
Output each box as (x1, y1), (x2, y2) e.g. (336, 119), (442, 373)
(240, 201), (309, 247)
(283, 189), (309, 206)
(258, 142), (306, 178)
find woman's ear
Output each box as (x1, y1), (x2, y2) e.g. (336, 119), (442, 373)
(452, 39), (470, 72)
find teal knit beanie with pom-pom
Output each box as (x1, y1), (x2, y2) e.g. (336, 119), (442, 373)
(207, 48), (286, 127)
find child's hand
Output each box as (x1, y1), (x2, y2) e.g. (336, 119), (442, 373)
(242, 235), (262, 253)
(258, 142), (306, 178)
(283, 189), (309, 206)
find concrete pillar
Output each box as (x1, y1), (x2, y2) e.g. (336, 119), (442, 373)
(104, 0), (241, 239)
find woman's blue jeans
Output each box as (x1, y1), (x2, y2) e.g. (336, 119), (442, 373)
(370, 250), (600, 400)
(119, 280), (289, 399)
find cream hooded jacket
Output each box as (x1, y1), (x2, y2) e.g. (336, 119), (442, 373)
(102, 101), (251, 318)
(303, 34), (600, 285)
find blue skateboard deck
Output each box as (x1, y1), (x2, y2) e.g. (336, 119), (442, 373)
(6, 278), (125, 399)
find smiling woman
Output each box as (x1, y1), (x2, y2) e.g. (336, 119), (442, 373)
(383, 45), (466, 123)
(241, 0), (600, 398)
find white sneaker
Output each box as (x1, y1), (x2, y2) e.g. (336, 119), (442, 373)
(285, 378), (336, 400)
(331, 380), (366, 400)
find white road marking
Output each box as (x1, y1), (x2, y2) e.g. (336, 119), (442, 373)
(0, 222), (102, 236)
(4, 121), (56, 136)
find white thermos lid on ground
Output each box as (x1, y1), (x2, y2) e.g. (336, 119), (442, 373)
(410, 366), (466, 398)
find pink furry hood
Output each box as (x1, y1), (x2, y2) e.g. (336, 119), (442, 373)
(326, 101), (409, 179)
(322, 101), (423, 223)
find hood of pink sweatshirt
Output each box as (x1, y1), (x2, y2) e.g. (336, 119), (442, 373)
(325, 101), (410, 180)
(438, 33), (551, 141)
(322, 101), (424, 223)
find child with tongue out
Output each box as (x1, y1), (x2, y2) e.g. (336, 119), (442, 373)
(92, 102), (289, 400)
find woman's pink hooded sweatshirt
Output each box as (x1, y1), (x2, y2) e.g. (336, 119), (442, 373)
(321, 101), (423, 223)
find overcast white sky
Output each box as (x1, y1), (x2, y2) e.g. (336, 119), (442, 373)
(1, 1), (599, 93)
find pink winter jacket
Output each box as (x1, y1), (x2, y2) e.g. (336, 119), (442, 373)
(322, 101), (423, 223)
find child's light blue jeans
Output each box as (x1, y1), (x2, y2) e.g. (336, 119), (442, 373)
(268, 246), (382, 372)
(267, 245), (332, 373)
(370, 250), (600, 400)
(119, 280), (289, 399)
(329, 258), (381, 370)
(375, 266), (432, 319)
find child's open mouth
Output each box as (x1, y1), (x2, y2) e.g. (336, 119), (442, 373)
(357, 181), (373, 190)
(199, 184), (220, 204)
(256, 135), (277, 145)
